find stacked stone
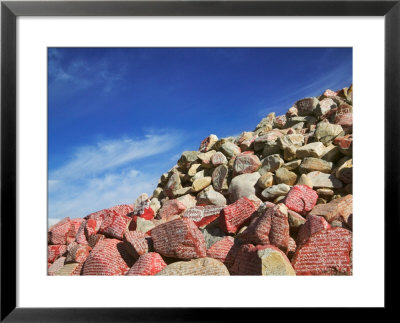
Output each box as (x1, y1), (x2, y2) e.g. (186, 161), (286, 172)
(48, 84), (353, 276)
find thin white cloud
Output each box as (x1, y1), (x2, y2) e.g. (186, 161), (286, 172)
(49, 131), (181, 183)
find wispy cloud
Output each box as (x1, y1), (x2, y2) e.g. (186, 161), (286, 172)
(48, 48), (124, 93)
(48, 130), (182, 222)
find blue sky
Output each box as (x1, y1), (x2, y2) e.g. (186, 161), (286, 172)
(48, 47), (352, 224)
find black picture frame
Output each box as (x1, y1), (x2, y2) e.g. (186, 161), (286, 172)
(1, 0), (397, 321)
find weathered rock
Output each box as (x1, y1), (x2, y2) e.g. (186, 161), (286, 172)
(158, 199), (187, 220)
(135, 217), (156, 234)
(212, 165), (229, 192)
(230, 244), (295, 275)
(66, 243), (92, 264)
(188, 163), (202, 177)
(321, 144), (342, 162)
(192, 177), (212, 192)
(233, 154), (261, 175)
(48, 257), (67, 276)
(274, 115), (287, 128)
(82, 239), (134, 275)
(164, 170), (183, 198)
(296, 174), (313, 188)
(124, 231), (148, 258)
(278, 134), (304, 149)
(236, 131), (257, 151)
(307, 171), (343, 189)
(286, 116), (316, 128)
(315, 121), (343, 145)
(297, 214), (331, 246)
(198, 150), (216, 169)
(285, 184), (318, 215)
(261, 184), (290, 200)
(299, 157), (333, 174)
(151, 218), (207, 259)
(54, 262), (83, 276)
(156, 257), (230, 276)
(201, 226), (226, 249)
(152, 187), (163, 199)
(282, 159), (302, 171)
(254, 112), (275, 131)
(197, 187), (227, 206)
(211, 151), (228, 166)
(254, 130), (283, 151)
(238, 207), (272, 245)
(177, 151), (199, 169)
(308, 194), (352, 224)
(228, 172), (260, 203)
(199, 134), (218, 153)
(296, 142), (326, 158)
(177, 194), (197, 209)
(220, 197), (257, 234)
(220, 142), (241, 158)
(257, 172), (274, 189)
(183, 205), (224, 228)
(287, 210), (306, 233)
(286, 105), (298, 117)
(296, 97), (319, 116)
(126, 252), (167, 276)
(206, 236), (239, 269)
(268, 203), (290, 252)
(275, 168), (297, 186)
(261, 154), (284, 172)
(291, 227), (352, 275)
(336, 158), (352, 184)
(315, 98), (336, 118)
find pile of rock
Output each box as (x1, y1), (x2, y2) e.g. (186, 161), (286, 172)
(48, 85), (353, 276)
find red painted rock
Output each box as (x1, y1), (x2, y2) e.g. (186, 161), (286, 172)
(233, 154), (261, 176)
(85, 218), (101, 237)
(67, 218), (85, 243)
(75, 220), (88, 244)
(133, 195), (155, 220)
(291, 227), (352, 275)
(158, 199), (187, 220)
(297, 214), (331, 246)
(48, 217), (71, 245)
(126, 252), (167, 276)
(308, 194), (353, 224)
(287, 237), (297, 259)
(206, 236), (239, 269)
(151, 218), (207, 260)
(87, 234), (105, 249)
(108, 204), (134, 217)
(268, 203), (290, 252)
(48, 245), (67, 263)
(99, 210), (132, 240)
(334, 134), (353, 149)
(123, 231), (148, 258)
(82, 239), (134, 275)
(230, 244), (295, 275)
(183, 205), (223, 229)
(238, 207), (272, 245)
(335, 113), (353, 128)
(285, 185), (318, 215)
(66, 244), (92, 264)
(220, 197), (257, 234)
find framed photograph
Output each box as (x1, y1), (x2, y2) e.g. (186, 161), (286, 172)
(1, 0), (396, 320)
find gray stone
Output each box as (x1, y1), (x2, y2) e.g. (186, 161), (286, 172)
(228, 172), (260, 203)
(285, 116), (316, 128)
(261, 154), (284, 172)
(197, 187), (227, 206)
(321, 144), (342, 162)
(261, 184), (290, 200)
(296, 142), (326, 158)
(164, 170), (183, 198)
(315, 121), (343, 145)
(220, 142), (241, 158)
(314, 98), (336, 118)
(307, 171), (343, 189)
(212, 165), (229, 192)
(296, 97), (319, 116)
(278, 134), (305, 149)
(282, 159), (302, 171)
(262, 141), (281, 157)
(299, 157), (333, 174)
(177, 151), (199, 169)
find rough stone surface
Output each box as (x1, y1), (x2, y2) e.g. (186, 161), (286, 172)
(233, 154), (261, 175)
(156, 257), (230, 276)
(297, 214), (331, 246)
(192, 177), (212, 192)
(296, 142), (326, 158)
(257, 172), (274, 189)
(151, 218), (207, 259)
(291, 228), (352, 275)
(228, 172), (260, 203)
(261, 154), (284, 173)
(158, 199), (187, 220)
(296, 174), (313, 188)
(307, 171), (343, 189)
(220, 197), (257, 234)
(199, 134), (218, 153)
(211, 151), (228, 166)
(220, 142), (241, 158)
(275, 168), (298, 186)
(285, 185), (318, 215)
(126, 252), (167, 276)
(206, 236), (239, 269)
(296, 97), (319, 116)
(261, 184), (290, 200)
(309, 194), (353, 224)
(212, 165), (229, 192)
(299, 157), (333, 174)
(315, 121), (343, 145)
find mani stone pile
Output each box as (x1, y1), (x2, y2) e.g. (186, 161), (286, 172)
(48, 85), (353, 276)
